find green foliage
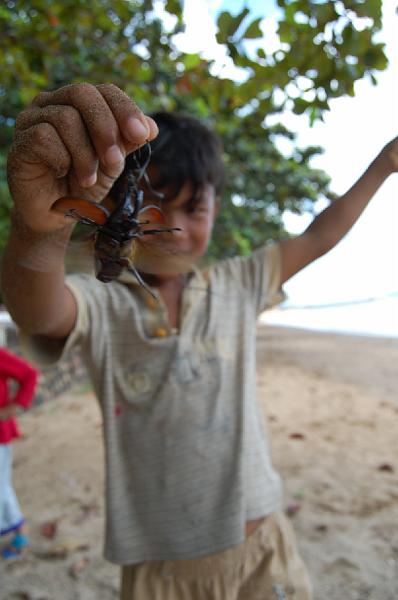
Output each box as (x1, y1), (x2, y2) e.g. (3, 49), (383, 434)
(0, 0), (387, 260)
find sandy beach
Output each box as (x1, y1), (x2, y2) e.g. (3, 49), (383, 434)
(1, 325), (397, 600)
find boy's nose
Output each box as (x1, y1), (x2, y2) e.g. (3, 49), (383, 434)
(164, 212), (185, 234)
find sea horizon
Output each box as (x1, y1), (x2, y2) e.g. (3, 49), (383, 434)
(260, 295), (398, 339)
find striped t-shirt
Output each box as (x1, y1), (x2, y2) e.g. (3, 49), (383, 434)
(23, 242), (285, 565)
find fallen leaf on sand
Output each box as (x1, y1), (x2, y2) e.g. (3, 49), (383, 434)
(377, 463), (394, 473)
(35, 538), (90, 560)
(40, 521), (58, 539)
(73, 502), (99, 524)
(289, 432), (306, 440)
(285, 502), (301, 517)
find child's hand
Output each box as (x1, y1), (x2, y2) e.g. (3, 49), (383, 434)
(379, 136), (398, 175)
(7, 83), (158, 234)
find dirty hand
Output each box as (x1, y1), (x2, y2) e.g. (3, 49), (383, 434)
(7, 83), (158, 233)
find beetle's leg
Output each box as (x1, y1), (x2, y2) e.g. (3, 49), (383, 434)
(139, 227), (181, 235)
(138, 204), (164, 217)
(125, 262), (157, 299)
(65, 209), (100, 228)
(53, 197), (109, 224)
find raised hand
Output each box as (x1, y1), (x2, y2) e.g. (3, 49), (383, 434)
(7, 83), (158, 233)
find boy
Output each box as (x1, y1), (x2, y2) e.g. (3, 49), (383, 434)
(1, 83), (397, 599)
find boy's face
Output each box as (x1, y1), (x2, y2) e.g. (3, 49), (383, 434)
(134, 176), (219, 275)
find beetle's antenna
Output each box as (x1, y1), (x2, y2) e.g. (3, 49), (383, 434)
(129, 142), (164, 201)
(131, 143), (152, 183)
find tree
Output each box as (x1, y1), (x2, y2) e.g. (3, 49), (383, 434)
(0, 0), (388, 260)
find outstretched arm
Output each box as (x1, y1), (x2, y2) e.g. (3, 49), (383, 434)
(279, 136), (398, 285)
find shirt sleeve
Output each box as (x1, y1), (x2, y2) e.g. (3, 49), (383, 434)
(19, 274), (96, 368)
(0, 348), (38, 408)
(215, 242), (286, 316)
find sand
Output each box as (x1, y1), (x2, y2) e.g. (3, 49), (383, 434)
(0, 325), (397, 600)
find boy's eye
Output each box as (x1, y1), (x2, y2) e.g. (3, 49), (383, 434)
(187, 202), (209, 214)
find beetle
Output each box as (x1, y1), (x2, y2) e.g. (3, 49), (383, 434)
(53, 143), (180, 295)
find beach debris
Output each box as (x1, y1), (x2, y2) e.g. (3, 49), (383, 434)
(289, 432), (306, 440)
(377, 463), (394, 473)
(285, 501), (301, 517)
(315, 524), (328, 532)
(35, 538), (90, 560)
(40, 521), (58, 539)
(73, 502), (99, 524)
(68, 556), (90, 579)
(293, 489), (305, 500)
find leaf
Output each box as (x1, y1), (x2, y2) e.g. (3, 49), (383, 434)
(40, 521), (58, 539)
(377, 463), (394, 473)
(165, 0), (183, 16)
(216, 8), (250, 44)
(289, 432), (306, 440)
(242, 17), (263, 40)
(285, 501), (301, 517)
(36, 539), (90, 560)
(183, 53), (201, 70)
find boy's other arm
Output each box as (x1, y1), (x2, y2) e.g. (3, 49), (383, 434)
(1, 83), (158, 337)
(279, 136), (398, 285)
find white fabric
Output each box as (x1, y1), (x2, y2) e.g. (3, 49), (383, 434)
(0, 445), (24, 535)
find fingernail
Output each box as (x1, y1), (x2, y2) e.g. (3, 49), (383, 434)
(125, 117), (149, 141)
(81, 172), (97, 188)
(105, 145), (124, 166)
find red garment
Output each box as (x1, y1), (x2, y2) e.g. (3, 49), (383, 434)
(0, 348), (38, 444)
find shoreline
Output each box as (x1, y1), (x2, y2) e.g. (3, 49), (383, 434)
(260, 294), (398, 340)
(261, 320), (398, 341)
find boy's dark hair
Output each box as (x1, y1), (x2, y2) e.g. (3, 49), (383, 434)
(109, 112), (225, 202)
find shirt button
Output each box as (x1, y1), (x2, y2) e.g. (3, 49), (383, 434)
(154, 327), (168, 338)
(146, 296), (158, 309)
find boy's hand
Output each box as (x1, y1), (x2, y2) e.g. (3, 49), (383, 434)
(7, 83), (158, 234)
(378, 135), (398, 175)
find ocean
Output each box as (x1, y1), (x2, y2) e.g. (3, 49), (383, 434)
(260, 295), (398, 339)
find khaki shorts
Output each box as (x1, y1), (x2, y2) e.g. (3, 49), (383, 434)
(120, 512), (313, 600)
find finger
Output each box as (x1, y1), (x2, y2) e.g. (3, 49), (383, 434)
(16, 106), (99, 188)
(9, 122), (71, 182)
(31, 84), (154, 173)
(31, 84), (127, 174)
(8, 124), (73, 231)
(96, 84), (158, 149)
